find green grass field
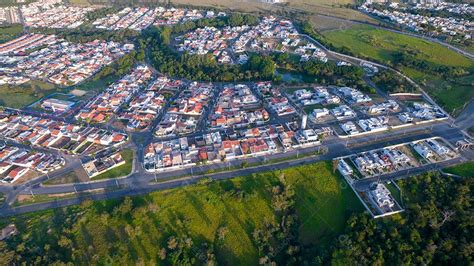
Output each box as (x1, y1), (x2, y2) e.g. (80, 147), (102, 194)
(324, 26), (472, 68)
(0, 24), (24, 43)
(90, 149), (134, 180)
(444, 162), (474, 177)
(323, 25), (474, 114)
(0, 80), (58, 108)
(1, 161), (363, 264)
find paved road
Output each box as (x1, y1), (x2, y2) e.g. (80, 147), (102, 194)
(0, 120), (471, 217)
(455, 100), (474, 131)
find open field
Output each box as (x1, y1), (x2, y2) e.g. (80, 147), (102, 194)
(0, 0), (34, 7)
(43, 168), (90, 185)
(444, 162), (474, 177)
(1, 161), (362, 264)
(323, 25), (474, 114)
(90, 149), (134, 181)
(0, 80), (57, 108)
(323, 25), (472, 67)
(13, 193), (77, 207)
(0, 24), (24, 43)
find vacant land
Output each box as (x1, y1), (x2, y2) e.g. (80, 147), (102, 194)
(0, 161), (362, 264)
(43, 167), (90, 185)
(323, 25), (474, 114)
(0, 24), (24, 43)
(444, 162), (474, 177)
(0, 0), (34, 7)
(324, 25), (472, 68)
(0, 80), (57, 108)
(13, 193), (77, 207)
(91, 149), (134, 180)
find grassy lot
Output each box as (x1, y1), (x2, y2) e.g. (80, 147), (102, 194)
(0, 161), (363, 264)
(444, 162), (474, 177)
(43, 171), (82, 186)
(67, 0), (91, 5)
(12, 193), (77, 207)
(0, 80), (58, 108)
(323, 25), (474, 114)
(385, 181), (402, 204)
(282, 162), (363, 246)
(0, 24), (24, 43)
(324, 25), (472, 68)
(90, 149), (134, 180)
(0, 0), (34, 7)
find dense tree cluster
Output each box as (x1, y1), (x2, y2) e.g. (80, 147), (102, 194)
(85, 6), (122, 21)
(392, 51), (468, 78)
(170, 13), (259, 35)
(89, 50), (137, 82)
(0, 170), (471, 265)
(142, 26), (276, 82)
(30, 27), (140, 43)
(253, 174), (301, 265)
(271, 51), (370, 91)
(328, 172), (473, 265)
(372, 71), (416, 93)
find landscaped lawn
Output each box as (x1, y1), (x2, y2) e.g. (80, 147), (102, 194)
(1, 161), (363, 264)
(323, 25), (474, 114)
(90, 149), (134, 180)
(444, 162), (474, 177)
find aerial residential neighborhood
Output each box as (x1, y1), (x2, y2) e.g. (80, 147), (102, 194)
(0, 0), (472, 264)
(177, 16), (328, 64)
(0, 33), (133, 86)
(361, 1), (473, 40)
